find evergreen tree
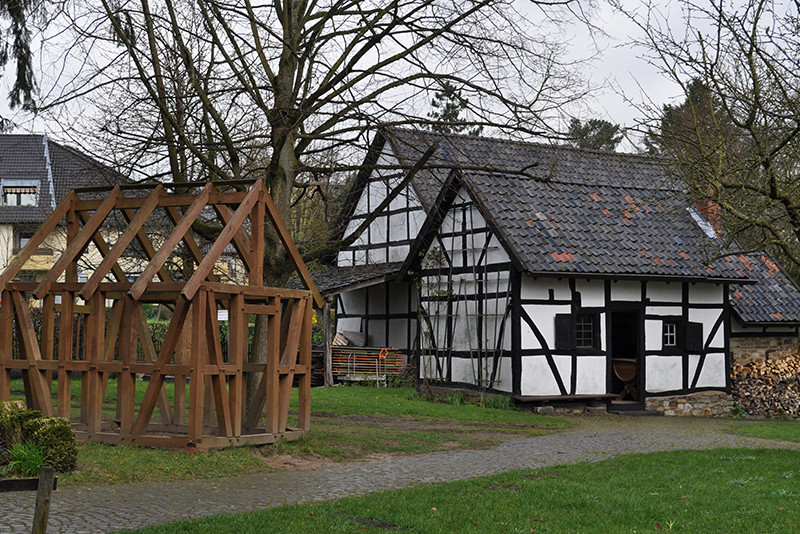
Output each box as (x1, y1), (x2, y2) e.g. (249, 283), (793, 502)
(0, 0), (36, 117)
(567, 118), (622, 151)
(427, 81), (483, 136)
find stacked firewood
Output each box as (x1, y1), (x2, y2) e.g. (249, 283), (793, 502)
(731, 355), (800, 417)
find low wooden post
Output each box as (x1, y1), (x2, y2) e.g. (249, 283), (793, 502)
(323, 298), (334, 387)
(31, 465), (55, 534)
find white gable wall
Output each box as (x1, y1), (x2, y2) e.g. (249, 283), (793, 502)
(338, 145), (426, 267)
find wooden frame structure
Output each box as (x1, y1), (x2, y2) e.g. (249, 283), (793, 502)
(0, 180), (323, 449)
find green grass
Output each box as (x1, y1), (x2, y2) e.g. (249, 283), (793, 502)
(732, 420), (800, 442)
(59, 442), (270, 486)
(7, 384), (568, 486)
(124, 448), (800, 533)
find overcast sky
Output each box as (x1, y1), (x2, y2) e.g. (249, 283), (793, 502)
(0, 0), (688, 153)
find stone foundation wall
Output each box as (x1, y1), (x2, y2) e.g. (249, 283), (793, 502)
(731, 336), (798, 367)
(646, 391), (732, 417)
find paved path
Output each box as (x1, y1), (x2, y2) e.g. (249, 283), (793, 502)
(3, 415), (800, 533)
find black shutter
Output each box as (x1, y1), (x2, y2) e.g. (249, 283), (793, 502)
(592, 313), (601, 349)
(555, 314), (573, 350)
(685, 321), (704, 352)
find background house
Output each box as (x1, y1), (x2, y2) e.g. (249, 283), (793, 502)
(0, 134), (126, 282)
(327, 128), (800, 415)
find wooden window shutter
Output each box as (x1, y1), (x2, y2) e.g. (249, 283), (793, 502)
(685, 321), (704, 353)
(555, 314), (573, 350)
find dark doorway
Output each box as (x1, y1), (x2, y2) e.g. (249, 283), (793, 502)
(609, 311), (641, 404)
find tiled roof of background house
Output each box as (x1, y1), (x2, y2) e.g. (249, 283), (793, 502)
(729, 254), (800, 324)
(0, 134), (125, 224)
(387, 128), (745, 281)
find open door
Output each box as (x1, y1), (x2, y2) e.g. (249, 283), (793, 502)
(609, 311), (642, 409)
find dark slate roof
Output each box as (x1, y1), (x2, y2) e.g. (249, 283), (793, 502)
(386, 128), (745, 281)
(288, 262), (404, 296)
(729, 254), (800, 324)
(0, 134), (125, 224)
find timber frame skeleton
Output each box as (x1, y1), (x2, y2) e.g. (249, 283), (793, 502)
(0, 180), (322, 450)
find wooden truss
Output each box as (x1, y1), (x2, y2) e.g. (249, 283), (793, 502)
(0, 180), (322, 449)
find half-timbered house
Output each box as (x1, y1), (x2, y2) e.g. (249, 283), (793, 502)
(328, 128), (799, 414)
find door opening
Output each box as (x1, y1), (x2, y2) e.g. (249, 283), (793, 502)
(610, 311), (640, 402)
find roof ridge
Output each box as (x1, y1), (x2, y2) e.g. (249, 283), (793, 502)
(385, 126), (668, 164)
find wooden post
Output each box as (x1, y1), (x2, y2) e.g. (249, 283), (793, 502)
(0, 289), (13, 400)
(264, 297), (281, 433)
(85, 293), (105, 437)
(65, 200), (79, 284)
(31, 465), (55, 534)
(56, 292), (74, 419)
(323, 298), (334, 387)
(41, 294), (55, 388)
(298, 297), (312, 432)
(117, 298), (138, 437)
(228, 293), (244, 437)
(188, 289), (207, 441)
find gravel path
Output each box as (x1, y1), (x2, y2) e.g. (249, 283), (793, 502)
(2, 415), (799, 533)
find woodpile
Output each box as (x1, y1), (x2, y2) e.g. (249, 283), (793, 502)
(731, 355), (800, 417)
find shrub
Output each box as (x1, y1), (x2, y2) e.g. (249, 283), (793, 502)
(23, 417), (78, 472)
(7, 442), (48, 477)
(0, 401), (43, 447)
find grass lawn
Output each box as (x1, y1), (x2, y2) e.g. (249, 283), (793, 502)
(16, 384), (569, 486)
(731, 420), (800, 442)
(123, 448), (800, 533)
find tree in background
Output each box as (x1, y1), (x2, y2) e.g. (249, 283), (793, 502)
(35, 0), (591, 284)
(567, 118), (622, 151)
(0, 0), (36, 127)
(427, 81), (483, 136)
(628, 0), (800, 270)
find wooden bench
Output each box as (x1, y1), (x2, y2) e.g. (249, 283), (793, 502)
(331, 346), (406, 385)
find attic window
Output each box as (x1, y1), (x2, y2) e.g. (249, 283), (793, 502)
(3, 185), (37, 206)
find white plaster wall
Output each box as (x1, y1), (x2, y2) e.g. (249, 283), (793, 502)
(688, 308), (723, 348)
(338, 145), (425, 267)
(576, 356), (606, 394)
(485, 234), (510, 264)
(520, 277), (571, 300)
(644, 319), (663, 351)
(575, 279), (605, 307)
(387, 244), (410, 263)
(420, 355), (446, 381)
(689, 283), (723, 304)
(645, 355), (683, 392)
(646, 306), (682, 317)
(646, 282), (682, 302)
(341, 288), (367, 315)
(693, 353), (727, 388)
(388, 284), (409, 314)
(492, 357), (514, 393)
(389, 319), (409, 348)
(610, 280), (641, 301)
(0, 224), (12, 269)
(450, 358), (476, 385)
(522, 304), (571, 350)
(368, 285), (386, 314)
(387, 175), (409, 212)
(520, 355), (571, 396)
(368, 320), (386, 346)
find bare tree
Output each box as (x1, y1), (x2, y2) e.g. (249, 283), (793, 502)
(627, 0), (800, 268)
(35, 0), (593, 281)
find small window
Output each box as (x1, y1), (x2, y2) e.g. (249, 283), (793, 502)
(575, 314), (595, 348)
(663, 322), (677, 347)
(17, 230), (34, 250)
(3, 185), (37, 206)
